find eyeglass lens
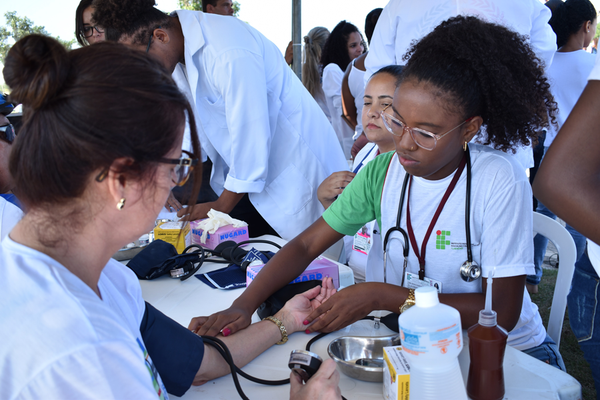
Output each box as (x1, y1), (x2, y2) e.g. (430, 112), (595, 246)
(83, 26), (104, 37)
(0, 124), (15, 144)
(381, 113), (436, 150)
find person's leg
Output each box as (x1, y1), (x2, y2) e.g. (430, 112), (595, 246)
(521, 334), (566, 372)
(567, 249), (600, 399)
(528, 201), (557, 293)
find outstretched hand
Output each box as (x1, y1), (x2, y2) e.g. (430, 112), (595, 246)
(275, 277), (336, 333)
(302, 283), (376, 333)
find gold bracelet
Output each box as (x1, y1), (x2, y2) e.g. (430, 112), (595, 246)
(263, 316), (288, 345)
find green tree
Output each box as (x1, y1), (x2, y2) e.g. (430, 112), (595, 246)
(177, 0), (241, 16)
(0, 11), (75, 64)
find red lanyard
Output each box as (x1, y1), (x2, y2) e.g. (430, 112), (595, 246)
(406, 154), (467, 280)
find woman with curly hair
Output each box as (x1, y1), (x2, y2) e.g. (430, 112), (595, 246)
(197, 15), (566, 370)
(321, 20), (364, 159)
(91, 0), (348, 241)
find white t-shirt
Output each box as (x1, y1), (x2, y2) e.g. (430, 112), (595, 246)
(358, 145), (544, 350)
(586, 53), (600, 277)
(545, 50), (596, 147)
(344, 143), (381, 282)
(0, 197), (22, 241)
(0, 237), (168, 400)
(323, 63), (355, 159)
(348, 59), (366, 138)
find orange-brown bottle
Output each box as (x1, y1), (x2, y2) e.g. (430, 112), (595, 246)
(466, 270), (508, 400)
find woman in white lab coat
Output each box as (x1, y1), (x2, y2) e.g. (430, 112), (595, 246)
(321, 20), (365, 160)
(93, 0), (348, 241)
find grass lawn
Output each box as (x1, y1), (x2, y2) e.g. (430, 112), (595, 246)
(531, 268), (596, 400)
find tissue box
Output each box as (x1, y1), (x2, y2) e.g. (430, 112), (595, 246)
(383, 346), (411, 400)
(153, 221), (190, 254)
(246, 256), (340, 289)
(190, 219), (249, 250)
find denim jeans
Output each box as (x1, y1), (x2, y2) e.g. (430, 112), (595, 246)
(567, 248), (600, 399)
(521, 334), (566, 372)
(527, 201), (587, 286)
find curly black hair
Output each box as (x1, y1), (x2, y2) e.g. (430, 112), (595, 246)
(91, 0), (172, 45)
(321, 20), (363, 72)
(400, 15), (557, 153)
(549, 0), (597, 48)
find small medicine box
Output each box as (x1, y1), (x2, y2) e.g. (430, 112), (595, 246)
(190, 219), (249, 250)
(154, 221), (190, 254)
(383, 346), (411, 400)
(246, 256), (340, 289)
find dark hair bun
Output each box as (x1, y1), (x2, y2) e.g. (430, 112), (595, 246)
(92, 0), (157, 33)
(3, 34), (70, 110)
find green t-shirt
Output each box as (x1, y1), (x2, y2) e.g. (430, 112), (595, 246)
(322, 151), (394, 236)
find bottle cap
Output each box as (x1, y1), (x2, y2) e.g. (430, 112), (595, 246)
(415, 286), (439, 308)
(478, 309), (497, 327)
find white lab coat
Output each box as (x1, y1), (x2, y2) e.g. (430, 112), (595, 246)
(173, 10), (348, 240)
(364, 0), (557, 170)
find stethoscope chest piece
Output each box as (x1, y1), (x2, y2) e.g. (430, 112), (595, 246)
(460, 260), (481, 282)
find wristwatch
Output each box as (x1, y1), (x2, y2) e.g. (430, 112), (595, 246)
(399, 289), (416, 314)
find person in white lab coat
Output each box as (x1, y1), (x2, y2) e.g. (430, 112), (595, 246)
(364, 0), (558, 170)
(92, 0), (348, 241)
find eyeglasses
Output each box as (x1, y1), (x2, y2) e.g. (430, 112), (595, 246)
(0, 124), (15, 144)
(380, 105), (472, 151)
(158, 150), (198, 186)
(95, 150), (198, 186)
(81, 25), (104, 38)
(146, 26), (161, 53)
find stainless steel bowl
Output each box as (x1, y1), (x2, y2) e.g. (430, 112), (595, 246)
(327, 334), (400, 382)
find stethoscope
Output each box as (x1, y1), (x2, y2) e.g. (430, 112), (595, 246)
(382, 147), (481, 285)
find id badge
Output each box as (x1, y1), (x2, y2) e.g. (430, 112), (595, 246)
(404, 271), (443, 293)
(352, 229), (371, 255)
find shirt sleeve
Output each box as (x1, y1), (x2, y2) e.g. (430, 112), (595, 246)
(322, 64), (344, 115)
(323, 152), (392, 236)
(588, 53), (600, 80)
(528, 2), (557, 71)
(479, 162), (535, 279)
(211, 48), (273, 194)
(364, 2), (398, 84)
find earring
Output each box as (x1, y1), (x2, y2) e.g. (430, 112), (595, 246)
(117, 198), (126, 210)
(463, 141), (468, 151)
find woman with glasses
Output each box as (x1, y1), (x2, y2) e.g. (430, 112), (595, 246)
(75, 0), (105, 45)
(0, 35), (340, 399)
(0, 104), (21, 240)
(196, 16), (566, 369)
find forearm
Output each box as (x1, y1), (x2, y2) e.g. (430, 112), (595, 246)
(194, 319), (282, 383)
(231, 218), (343, 314)
(533, 81), (600, 243)
(214, 189), (245, 214)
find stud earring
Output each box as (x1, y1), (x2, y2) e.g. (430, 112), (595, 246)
(463, 141), (468, 151)
(117, 198), (126, 210)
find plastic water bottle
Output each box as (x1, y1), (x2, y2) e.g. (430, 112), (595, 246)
(466, 269), (508, 400)
(398, 286), (467, 400)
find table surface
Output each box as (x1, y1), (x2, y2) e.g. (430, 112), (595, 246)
(137, 236), (582, 400)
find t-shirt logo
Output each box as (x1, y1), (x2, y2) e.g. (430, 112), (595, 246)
(436, 230), (451, 250)
(137, 338), (168, 400)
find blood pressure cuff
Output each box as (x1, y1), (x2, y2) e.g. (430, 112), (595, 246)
(140, 302), (204, 396)
(128, 240), (202, 280)
(257, 280), (322, 320)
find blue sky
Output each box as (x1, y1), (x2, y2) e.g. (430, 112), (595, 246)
(0, 0), (389, 54)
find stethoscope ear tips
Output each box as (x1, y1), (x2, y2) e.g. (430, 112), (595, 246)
(460, 260), (481, 282)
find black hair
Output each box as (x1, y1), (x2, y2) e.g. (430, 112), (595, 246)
(75, 0), (95, 46)
(372, 64), (404, 82)
(321, 20), (363, 71)
(92, 0), (172, 45)
(549, 0), (597, 48)
(202, 0), (219, 9)
(401, 15), (557, 153)
(365, 8), (383, 45)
